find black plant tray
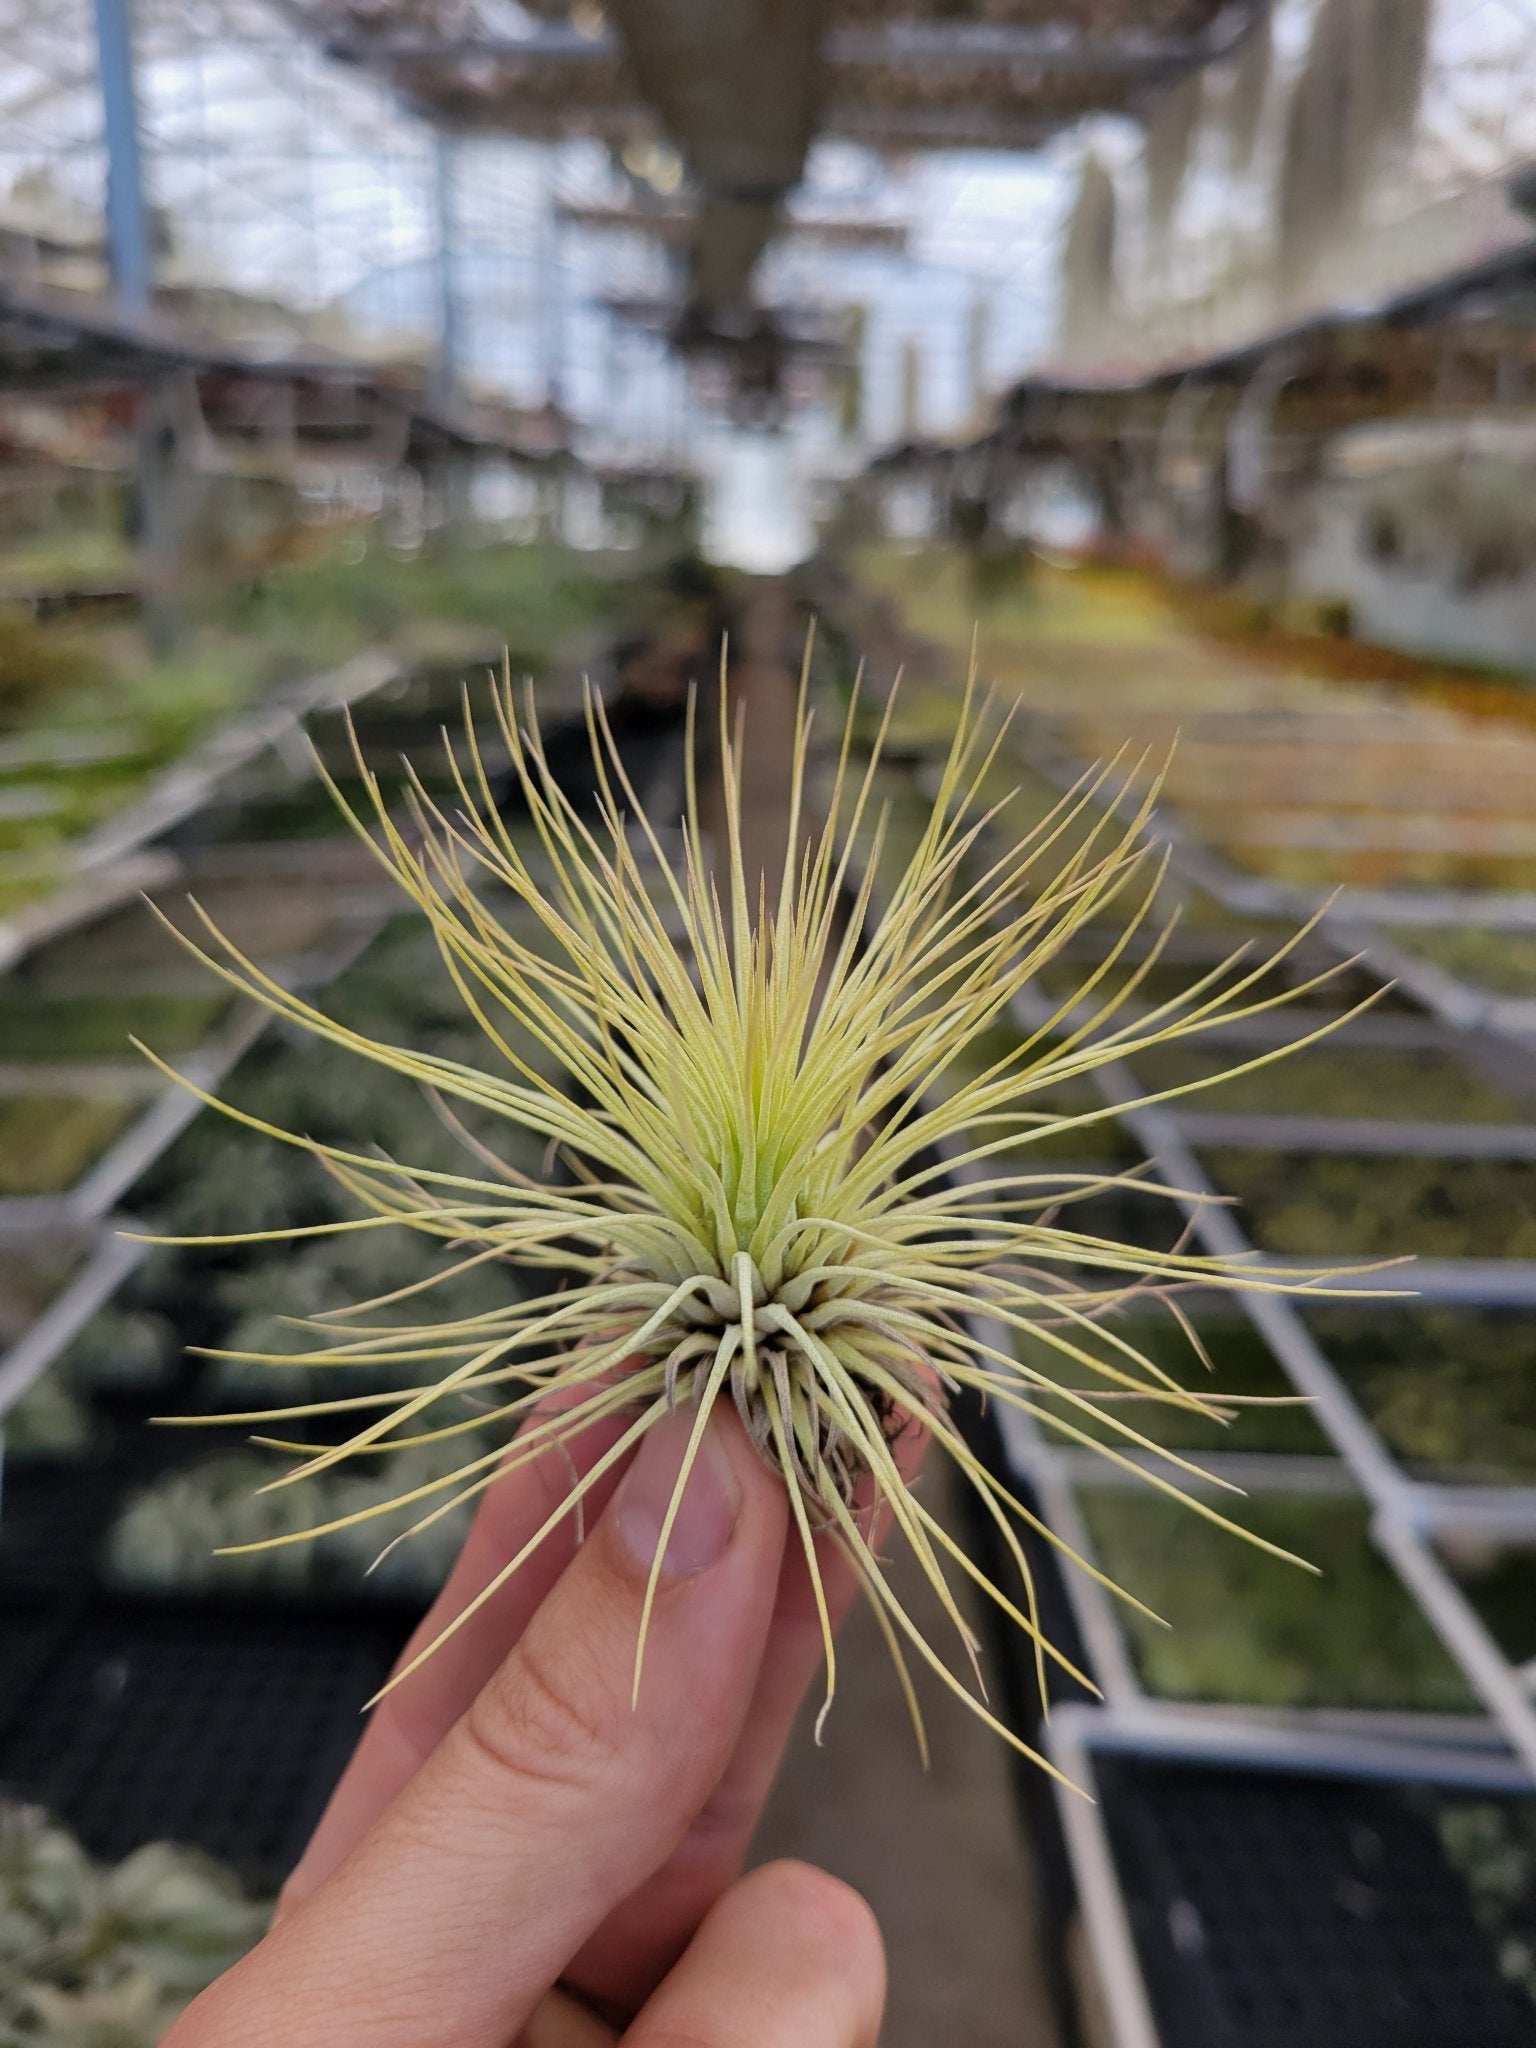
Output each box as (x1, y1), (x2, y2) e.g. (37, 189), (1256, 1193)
(0, 1589), (411, 1890)
(1096, 1752), (1536, 2048)
(1, 1372), (267, 1584)
(0, 1435), (140, 1591)
(949, 1386), (1095, 2036)
(2, 1403), (442, 1626)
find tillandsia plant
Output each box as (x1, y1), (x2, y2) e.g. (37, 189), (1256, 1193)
(136, 663), (1377, 1779)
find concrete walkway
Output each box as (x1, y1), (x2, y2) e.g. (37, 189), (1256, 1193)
(751, 1468), (1064, 2048)
(722, 578), (1064, 2048)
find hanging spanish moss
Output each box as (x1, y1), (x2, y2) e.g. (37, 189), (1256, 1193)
(1277, 2), (1354, 299)
(1143, 69), (1203, 248)
(838, 302), (867, 441)
(1277, 0), (1432, 300)
(1059, 151), (1118, 356)
(899, 334), (923, 441)
(1378, 0), (1433, 161)
(1220, 7), (1272, 169)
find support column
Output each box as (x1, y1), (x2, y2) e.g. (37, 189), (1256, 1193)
(93, 0), (153, 318)
(431, 131), (462, 409)
(95, 0), (182, 652)
(539, 148), (564, 413)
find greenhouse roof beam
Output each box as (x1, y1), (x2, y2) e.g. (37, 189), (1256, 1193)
(827, 107), (1057, 150)
(320, 16), (1253, 79)
(296, 0), (1266, 363)
(829, 14), (1253, 69)
(559, 201), (908, 251)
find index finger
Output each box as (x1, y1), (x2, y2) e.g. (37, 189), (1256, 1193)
(281, 1393), (633, 1909)
(567, 1410), (929, 2011)
(169, 1408), (789, 2048)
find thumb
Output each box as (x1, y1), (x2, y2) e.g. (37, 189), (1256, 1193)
(169, 1407), (789, 2048)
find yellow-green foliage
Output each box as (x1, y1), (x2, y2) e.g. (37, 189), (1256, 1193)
(0, 605), (103, 723)
(140, 673), (1367, 1773)
(1207, 1150), (1536, 1261)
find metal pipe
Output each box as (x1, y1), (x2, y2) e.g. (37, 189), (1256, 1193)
(1045, 1713), (1162, 2048)
(0, 1229), (145, 1422)
(322, 14), (1258, 76)
(70, 1004), (270, 1220)
(431, 131), (461, 409)
(1374, 1515), (1536, 1777)
(540, 147), (564, 411)
(1064, 1698), (1535, 1794)
(1166, 1110), (1536, 1160)
(961, 1298), (1147, 1708)
(93, 0), (153, 319)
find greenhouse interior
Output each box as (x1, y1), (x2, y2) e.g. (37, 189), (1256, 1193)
(4, 2), (1536, 2044)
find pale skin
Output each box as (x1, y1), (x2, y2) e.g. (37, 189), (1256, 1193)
(165, 1399), (894, 2048)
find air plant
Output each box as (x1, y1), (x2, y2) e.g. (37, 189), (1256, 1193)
(136, 662), (1374, 1779)
(106, 1443), (480, 1601)
(0, 1799), (266, 2046)
(1058, 151), (1118, 358)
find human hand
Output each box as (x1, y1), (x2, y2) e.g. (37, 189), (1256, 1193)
(165, 1400), (888, 2046)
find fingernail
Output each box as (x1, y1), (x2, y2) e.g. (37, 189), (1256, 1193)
(616, 1411), (740, 1576)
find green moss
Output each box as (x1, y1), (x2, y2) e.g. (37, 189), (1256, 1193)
(1394, 927), (1536, 1000)
(0, 993), (226, 1060)
(1439, 1536), (1536, 1668)
(1306, 1306), (1536, 1482)
(0, 539), (647, 962)
(851, 544), (1170, 672)
(1041, 950), (1406, 1022)
(1201, 1149), (1536, 1260)
(1133, 1042), (1532, 1124)
(191, 783), (373, 844)
(1022, 1311), (1329, 1458)
(76, 650), (273, 768)
(0, 606), (105, 727)
(0, 529), (135, 594)
(1077, 1488), (1477, 1712)
(0, 867), (60, 917)
(0, 1094), (136, 1194)
(920, 1016), (1139, 1167)
(225, 537), (614, 669)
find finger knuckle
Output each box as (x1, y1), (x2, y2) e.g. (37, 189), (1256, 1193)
(465, 1629), (622, 1801)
